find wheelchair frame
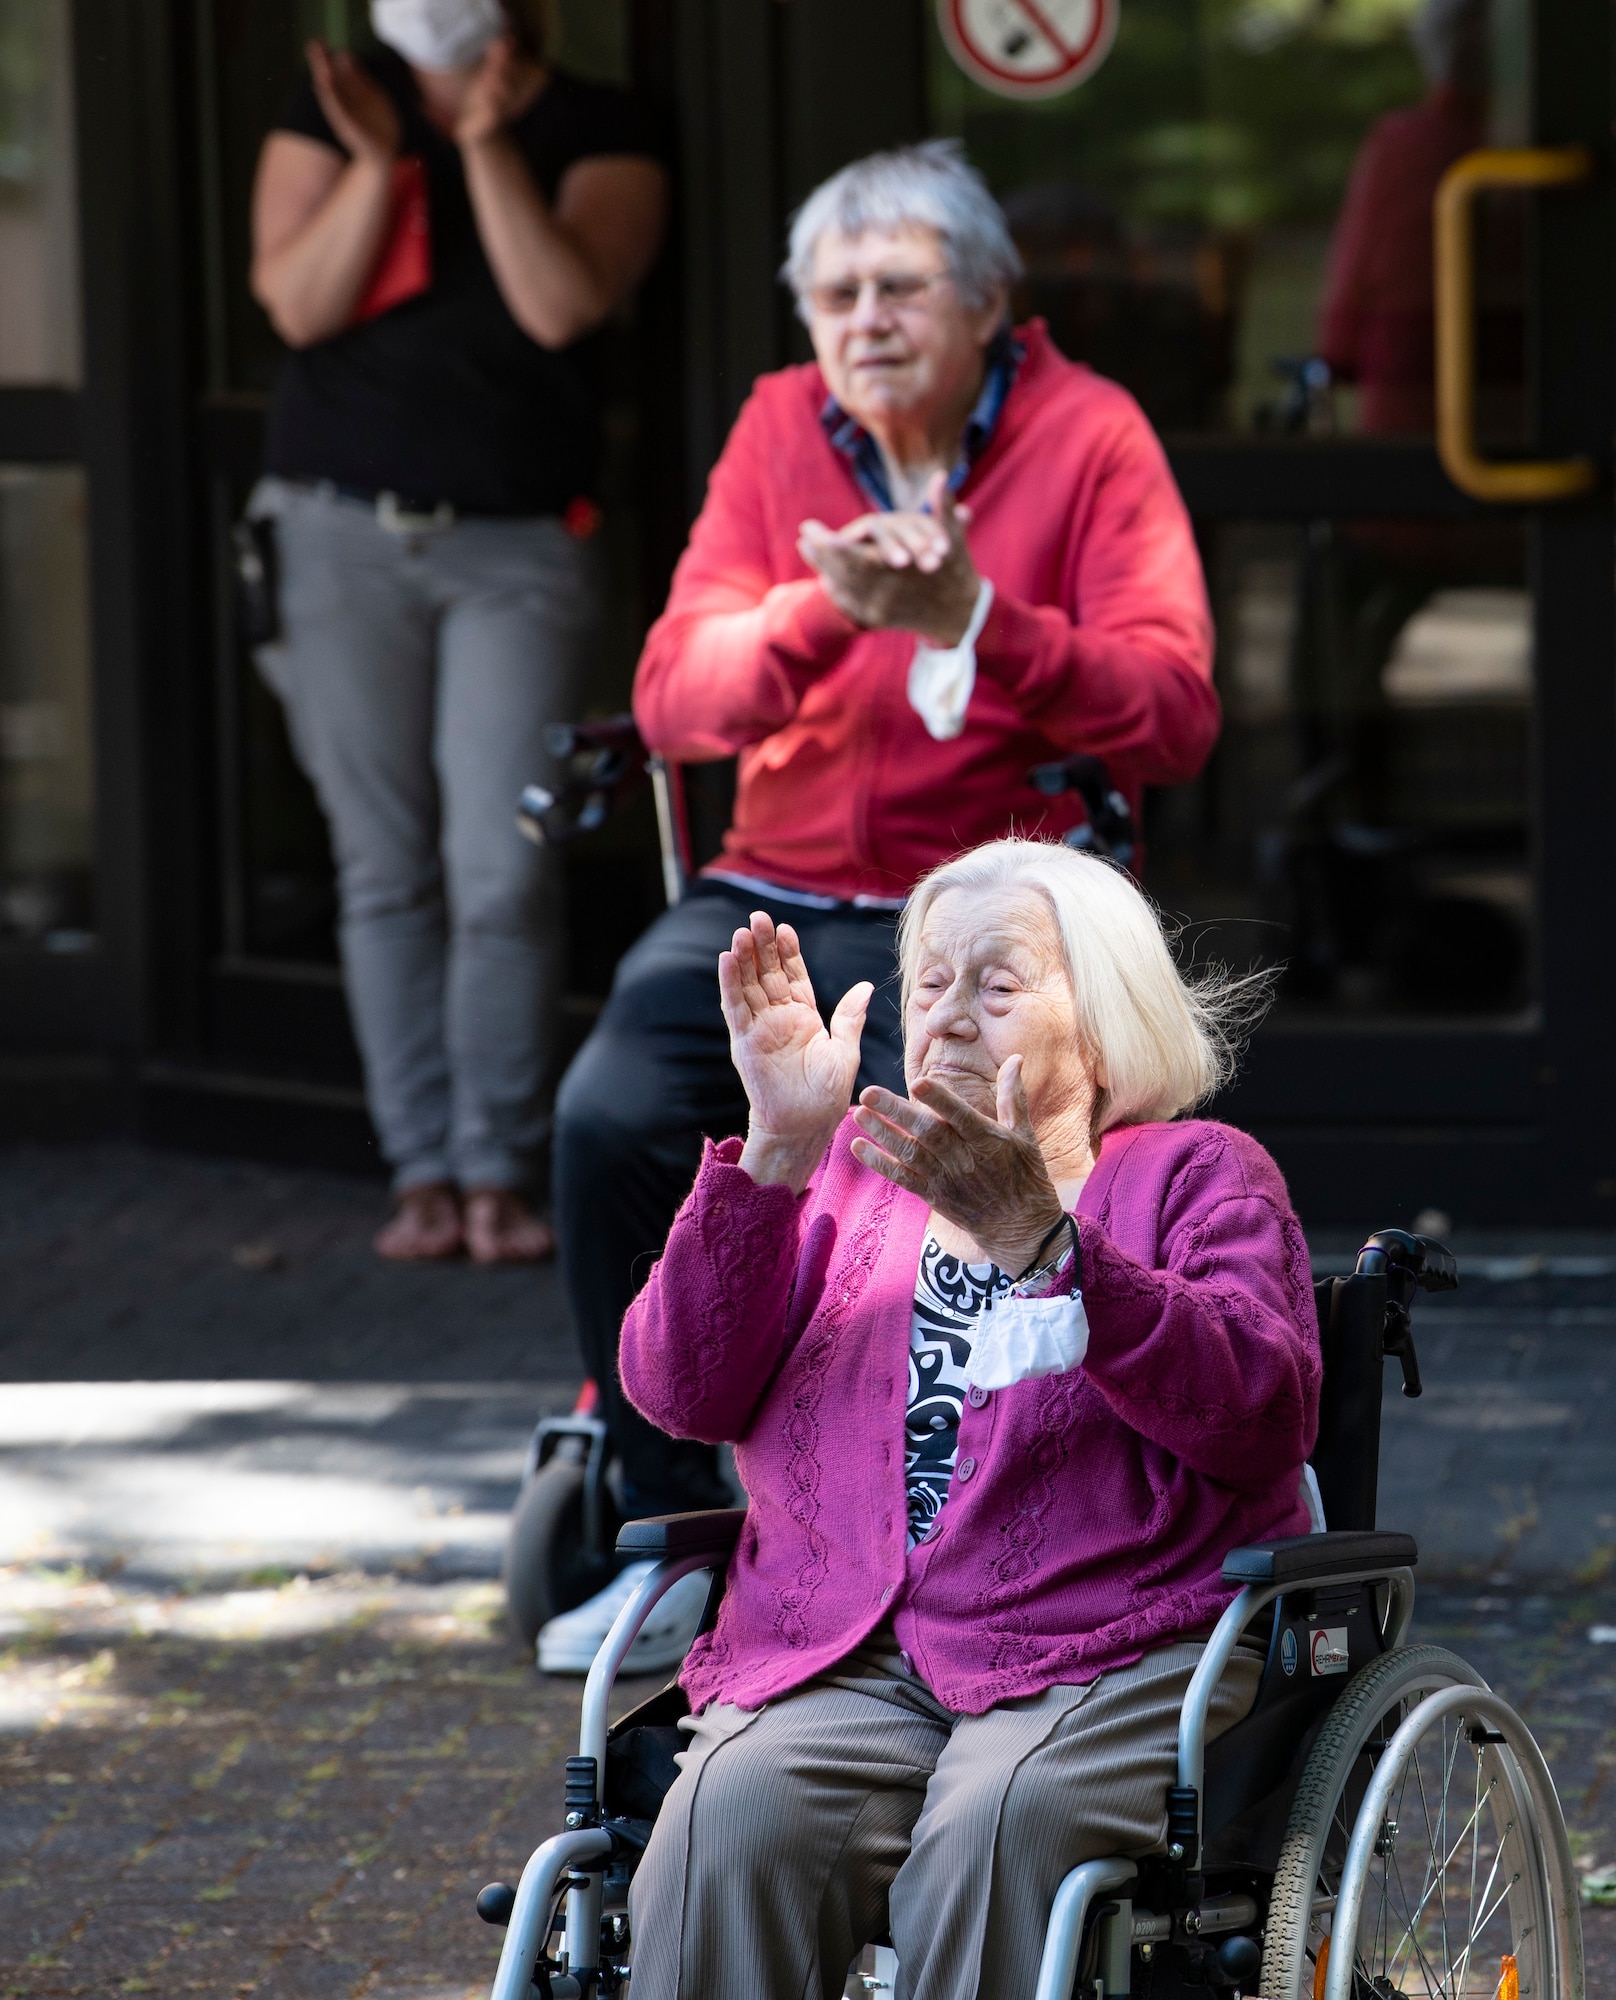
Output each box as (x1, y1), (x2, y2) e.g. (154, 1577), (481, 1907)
(485, 1538), (1419, 2000)
(483, 1235), (1582, 2000)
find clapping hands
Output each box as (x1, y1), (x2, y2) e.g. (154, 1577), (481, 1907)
(455, 34), (547, 149)
(798, 471), (981, 646)
(721, 913), (872, 1193)
(307, 40), (401, 165)
(851, 1059), (1067, 1275)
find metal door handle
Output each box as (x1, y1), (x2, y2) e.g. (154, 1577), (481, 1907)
(1434, 145), (1597, 502)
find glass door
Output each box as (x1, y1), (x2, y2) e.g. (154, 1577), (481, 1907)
(930, 0), (1614, 1221)
(0, 0), (98, 1052)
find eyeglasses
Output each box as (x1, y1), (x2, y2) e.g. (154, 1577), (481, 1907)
(803, 271), (953, 317)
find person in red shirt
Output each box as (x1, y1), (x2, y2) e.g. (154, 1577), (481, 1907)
(1316, 0), (1490, 435)
(545, 142), (1216, 1660)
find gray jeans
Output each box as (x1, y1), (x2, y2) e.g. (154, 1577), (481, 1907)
(250, 477), (599, 1191)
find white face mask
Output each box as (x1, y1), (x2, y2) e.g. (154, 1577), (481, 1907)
(371, 0), (505, 72)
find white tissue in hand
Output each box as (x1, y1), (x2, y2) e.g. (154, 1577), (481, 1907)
(907, 641), (977, 741)
(964, 1292), (1090, 1391)
(906, 577), (995, 742)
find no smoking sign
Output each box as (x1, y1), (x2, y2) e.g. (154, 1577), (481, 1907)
(939, 0), (1118, 99)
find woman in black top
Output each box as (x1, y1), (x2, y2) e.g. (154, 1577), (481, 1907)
(248, 0), (667, 1261)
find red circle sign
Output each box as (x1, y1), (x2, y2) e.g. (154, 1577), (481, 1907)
(939, 0), (1119, 100)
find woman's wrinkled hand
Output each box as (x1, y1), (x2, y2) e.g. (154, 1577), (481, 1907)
(307, 40), (401, 166)
(851, 1056), (1066, 1273)
(721, 913), (872, 1192)
(798, 474), (980, 646)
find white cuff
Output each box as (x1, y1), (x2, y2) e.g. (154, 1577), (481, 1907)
(907, 577), (994, 742)
(964, 1288), (1089, 1392)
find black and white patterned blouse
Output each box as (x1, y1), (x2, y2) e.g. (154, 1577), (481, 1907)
(906, 1233), (1012, 1544)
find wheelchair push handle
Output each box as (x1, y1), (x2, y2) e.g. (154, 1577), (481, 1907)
(517, 715), (651, 848)
(1028, 753), (1137, 871)
(1354, 1227), (1457, 1400)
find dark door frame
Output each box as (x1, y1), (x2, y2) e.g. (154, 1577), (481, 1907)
(0, 0), (207, 1136)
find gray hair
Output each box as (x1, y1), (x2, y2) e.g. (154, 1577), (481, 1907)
(782, 140), (1022, 317)
(898, 839), (1274, 1136)
(1410, 0), (1487, 87)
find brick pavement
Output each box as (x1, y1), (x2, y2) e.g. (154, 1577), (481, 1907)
(2, 1564), (1613, 1999)
(0, 1143), (575, 1385)
(0, 1567), (602, 2000)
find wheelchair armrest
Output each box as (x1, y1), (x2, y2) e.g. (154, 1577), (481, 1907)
(616, 1509), (747, 1564)
(1221, 1529), (1418, 1587)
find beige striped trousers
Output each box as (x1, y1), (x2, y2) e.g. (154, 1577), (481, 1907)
(627, 1629), (1261, 2000)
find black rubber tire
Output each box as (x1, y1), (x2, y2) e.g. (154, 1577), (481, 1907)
(1260, 1644), (1487, 2000)
(501, 1454), (621, 1650)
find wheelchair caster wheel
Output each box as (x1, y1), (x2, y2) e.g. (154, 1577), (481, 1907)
(503, 1449), (622, 1650)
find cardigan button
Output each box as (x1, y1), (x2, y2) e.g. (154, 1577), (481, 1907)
(967, 1384), (989, 1408)
(899, 1650), (915, 1677)
(881, 1584), (895, 1605)
(957, 1455), (977, 1482)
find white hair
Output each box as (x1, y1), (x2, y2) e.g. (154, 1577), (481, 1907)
(782, 140), (1023, 317)
(897, 839), (1272, 1136)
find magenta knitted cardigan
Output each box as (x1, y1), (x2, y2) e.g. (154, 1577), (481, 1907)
(619, 1115), (1320, 1716)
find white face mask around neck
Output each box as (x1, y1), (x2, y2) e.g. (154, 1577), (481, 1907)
(370, 0), (506, 72)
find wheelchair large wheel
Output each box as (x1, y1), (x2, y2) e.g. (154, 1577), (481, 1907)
(502, 1452), (621, 1650)
(1262, 1643), (1580, 1999)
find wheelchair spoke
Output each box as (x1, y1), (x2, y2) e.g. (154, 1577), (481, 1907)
(1452, 1851), (1523, 1997)
(1451, 1755), (1496, 1999)
(1387, 1833), (1451, 1997)
(1353, 1719), (1528, 1999)
(1389, 1771), (1493, 1946)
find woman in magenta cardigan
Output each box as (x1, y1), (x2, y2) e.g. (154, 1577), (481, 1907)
(620, 838), (1320, 2000)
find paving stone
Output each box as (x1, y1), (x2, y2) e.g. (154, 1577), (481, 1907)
(0, 1143), (577, 1386)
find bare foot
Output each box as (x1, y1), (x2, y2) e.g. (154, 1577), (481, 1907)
(463, 1188), (556, 1264)
(374, 1183), (463, 1261)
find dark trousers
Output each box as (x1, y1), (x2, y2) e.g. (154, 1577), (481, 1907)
(553, 880), (906, 1517)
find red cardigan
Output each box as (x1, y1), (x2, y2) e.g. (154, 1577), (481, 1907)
(633, 322), (1217, 901)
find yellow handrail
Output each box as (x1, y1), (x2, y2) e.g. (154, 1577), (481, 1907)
(1434, 145), (1598, 503)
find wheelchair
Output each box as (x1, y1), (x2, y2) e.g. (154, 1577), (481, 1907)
(502, 719), (1140, 1650)
(476, 1225), (1583, 2000)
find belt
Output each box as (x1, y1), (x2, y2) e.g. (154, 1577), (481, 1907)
(324, 482), (458, 532)
(296, 480), (603, 539)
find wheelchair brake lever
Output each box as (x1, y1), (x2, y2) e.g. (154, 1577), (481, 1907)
(1383, 1307), (1423, 1399)
(1358, 1228), (1448, 1399)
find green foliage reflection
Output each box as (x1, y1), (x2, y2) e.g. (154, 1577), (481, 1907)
(930, 0), (1425, 228)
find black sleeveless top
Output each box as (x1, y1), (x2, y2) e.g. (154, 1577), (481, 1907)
(263, 50), (667, 516)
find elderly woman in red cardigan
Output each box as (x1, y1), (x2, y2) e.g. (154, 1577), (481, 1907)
(620, 837), (1320, 2000)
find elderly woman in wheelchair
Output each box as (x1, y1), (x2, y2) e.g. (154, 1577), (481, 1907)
(615, 834), (1315, 2000)
(482, 836), (1584, 2000)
